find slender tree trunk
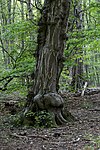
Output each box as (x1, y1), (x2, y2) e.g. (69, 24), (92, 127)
(70, 0), (84, 91)
(27, 0), (33, 20)
(26, 0), (73, 125)
(0, 0), (11, 68)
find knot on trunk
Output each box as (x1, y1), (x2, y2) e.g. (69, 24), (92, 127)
(34, 93), (64, 110)
(31, 93), (67, 125)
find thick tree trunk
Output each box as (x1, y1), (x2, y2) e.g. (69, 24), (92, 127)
(26, 0), (73, 125)
(31, 0), (70, 96)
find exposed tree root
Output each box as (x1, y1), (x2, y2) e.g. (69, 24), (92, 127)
(25, 93), (75, 126)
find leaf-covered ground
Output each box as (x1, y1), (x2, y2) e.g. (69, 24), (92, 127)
(0, 92), (100, 150)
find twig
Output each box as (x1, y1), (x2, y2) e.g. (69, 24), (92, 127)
(88, 108), (100, 111)
(81, 82), (88, 96)
(10, 133), (48, 140)
(0, 38), (16, 64)
(0, 74), (30, 91)
(28, 135), (48, 140)
(17, 0), (42, 12)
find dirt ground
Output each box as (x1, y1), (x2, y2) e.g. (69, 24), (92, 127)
(0, 92), (100, 150)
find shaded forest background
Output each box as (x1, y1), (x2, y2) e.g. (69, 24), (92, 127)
(0, 0), (100, 96)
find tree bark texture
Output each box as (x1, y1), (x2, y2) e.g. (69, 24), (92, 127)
(26, 0), (72, 125)
(32, 0), (70, 96)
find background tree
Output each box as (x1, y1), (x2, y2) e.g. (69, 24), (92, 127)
(70, 0), (84, 91)
(62, 0), (100, 92)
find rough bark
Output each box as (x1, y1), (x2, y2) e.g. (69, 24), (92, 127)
(31, 0), (70, 96)
(26, 0), (73, 125)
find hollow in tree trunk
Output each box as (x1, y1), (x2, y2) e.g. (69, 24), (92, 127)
(26, 0), (74, 125)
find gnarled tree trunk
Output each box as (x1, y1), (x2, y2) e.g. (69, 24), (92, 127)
(26, 0), (73, 125)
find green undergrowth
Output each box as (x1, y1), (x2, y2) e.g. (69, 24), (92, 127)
(83, 134), (100, 150)
(80, 101), (93, 109)
(0, 96), (55, 128)
(5, 110), (55, 128)
(24, 110), (55, 128)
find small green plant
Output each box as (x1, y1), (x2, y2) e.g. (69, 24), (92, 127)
(83, 134), (100, 150)
(18, 100), (26, 108)
(80, 101), (93, 109)
(4, 109), (55, 128)
(6, 113), (24, 127)
(25, 110), (54, 128)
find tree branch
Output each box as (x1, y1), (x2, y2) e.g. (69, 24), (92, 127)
(17, 0), (42, 12)
(0, 74), (31, 91)
(0, 37), (16, 65)
(0, 77), (13, 91)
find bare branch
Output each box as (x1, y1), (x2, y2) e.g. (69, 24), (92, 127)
(17, 0), (42, 12)
(0, 74), (31, 91)
(0, 37), (16, 65)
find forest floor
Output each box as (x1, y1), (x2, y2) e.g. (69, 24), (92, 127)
(0, 91), (100, 150)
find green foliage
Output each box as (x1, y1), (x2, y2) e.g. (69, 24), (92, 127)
(64, 0), (100, 88)
(83, 134), (100, 150)
(25, 110), (54, 128)
(8, 113), (24, 127)
(0, 0), (39, 94)
(6, 110), (54, 128)
(80, 101), (93, 109)
(0, 20), (37, 95)
(60, 67), (72, 91)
